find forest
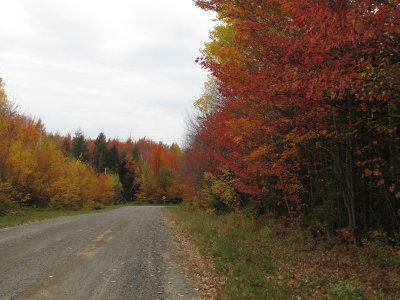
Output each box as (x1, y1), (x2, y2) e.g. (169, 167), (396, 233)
(0, 79), (183, 216)
(180, 0), (400, 246)
(0, 0), (399, 298)
(1, 0), (399, 247)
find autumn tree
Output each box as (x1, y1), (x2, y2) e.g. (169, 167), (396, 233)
(61, 135), (72, 156)
(185, 0), (400, 243)
(0, 78), (120, 214)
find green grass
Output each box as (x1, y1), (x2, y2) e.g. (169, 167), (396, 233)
(129, 201), (179, 206)
(0, 205), (124, 229)
(330, 281), (367, 300)
(166, 207), (295, 300)
(166, 207), (400, 300)
(0, 203), (179, 229)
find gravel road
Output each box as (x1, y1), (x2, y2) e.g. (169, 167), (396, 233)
(0, 206), (199, 300)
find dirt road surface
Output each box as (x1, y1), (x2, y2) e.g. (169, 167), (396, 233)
(0, 206), (199, 300)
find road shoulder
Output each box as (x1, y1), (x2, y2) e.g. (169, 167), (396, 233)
(163, 208), (223, 300)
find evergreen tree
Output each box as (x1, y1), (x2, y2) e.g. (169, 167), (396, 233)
(118, 157), (139, 202)
(93, 132), (107, 169)
(71, 129), (89, 162)
(105, 144), (119, 172)
(132, 146), (140, 162)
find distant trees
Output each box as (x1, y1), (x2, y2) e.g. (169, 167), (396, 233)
(0, 76), (185, 215)
(58, 128), (184, 204)
(87, 137), (184, 203)
(55, 128), (184, 204)
(131, 139), (183, 203)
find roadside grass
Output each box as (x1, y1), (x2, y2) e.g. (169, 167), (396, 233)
(0, 205), (125, 229)
(167, 207), (400, 300)
(0, 202), (180, 229)
(129, 201), (179, 206)
(167, 207), (295, 299)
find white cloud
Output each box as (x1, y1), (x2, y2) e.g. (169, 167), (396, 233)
(0, 0), (215, 144)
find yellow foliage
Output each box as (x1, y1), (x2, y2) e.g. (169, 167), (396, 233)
(0, 79), (118, 212)
(204, 170), (240, 209)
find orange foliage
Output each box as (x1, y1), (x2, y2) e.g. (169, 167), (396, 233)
(0, 79), (118, 213)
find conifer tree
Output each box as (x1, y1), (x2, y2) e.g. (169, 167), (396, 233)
(72, 129), (89, 162)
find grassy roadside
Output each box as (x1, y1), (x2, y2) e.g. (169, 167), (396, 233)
(129, 201), (179, 206)
(0, 202), (179, 229)
(0, 205), (125, 229)
(166, 206), (400, 300)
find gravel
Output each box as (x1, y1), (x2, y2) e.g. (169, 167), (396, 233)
(0, 206), (199, 300)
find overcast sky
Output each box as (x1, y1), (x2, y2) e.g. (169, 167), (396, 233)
(0, 0), (215, 145)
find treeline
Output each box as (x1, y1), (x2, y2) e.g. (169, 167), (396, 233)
(0, 78), (182, 215)
(61, 130), (183, 203)
(0, 79), (118, 214)
(182, 0), (400, 244)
